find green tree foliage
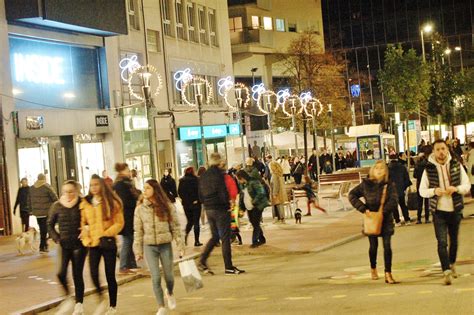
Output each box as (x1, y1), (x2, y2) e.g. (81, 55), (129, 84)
(454, 68), (474, 124)
(378, 44), (431, 117)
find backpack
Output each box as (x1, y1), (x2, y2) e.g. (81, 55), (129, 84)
(323, 163), (333, 174)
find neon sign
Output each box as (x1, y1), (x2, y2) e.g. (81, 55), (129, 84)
(13, 53), (65, 85)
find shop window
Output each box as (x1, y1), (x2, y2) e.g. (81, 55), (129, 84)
(175, 0), (186, 40)
(263, 17), (273, 30)
(187, 2), (198, 42)
(208, 8), (218, 46)
(229, 16), (243, 32)
(198, 6), (209, 44)
(147, 29), (161, 52)
(160, 0), (173, 37)
(288, 22), (297, 32)
(275, 18), (285, 32)
(251, 16), (260, 29)
(128, 0), (140, 31)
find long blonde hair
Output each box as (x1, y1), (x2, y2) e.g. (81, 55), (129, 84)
(269, 161), (283, 177)
(368, 160), (389, 183)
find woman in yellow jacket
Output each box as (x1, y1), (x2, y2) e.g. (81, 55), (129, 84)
(80, 174), (124, 315)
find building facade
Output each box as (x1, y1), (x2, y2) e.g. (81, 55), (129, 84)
(322, 0), (473, 136)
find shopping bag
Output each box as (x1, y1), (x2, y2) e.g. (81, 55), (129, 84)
(178, 259), (203, 293)
(28, 215), (39, 232)
(407, 187), (418, 210)
(363, 185), (386, 236)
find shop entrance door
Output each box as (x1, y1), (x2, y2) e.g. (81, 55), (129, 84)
(18, 140), (51, 185)
(48, 136), (77, 194)
(76, 142), (105, 195)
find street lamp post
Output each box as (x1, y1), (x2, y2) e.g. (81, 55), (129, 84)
(304, 96), (323, 178)
(328, 104), (336, 170)
(421, 23), (433, 142)
(254, 84), (277, 157)
(193, 81), (207, 166)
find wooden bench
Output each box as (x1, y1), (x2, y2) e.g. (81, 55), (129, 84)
(318, 172), (363, 210)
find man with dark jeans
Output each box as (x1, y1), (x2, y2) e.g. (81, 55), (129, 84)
(198, 153), (244, 275)
(420, 139), (470, 285)
(388, 154), (412, 225)
(29, 173), (58, 252)
(414, 150), (431, 224)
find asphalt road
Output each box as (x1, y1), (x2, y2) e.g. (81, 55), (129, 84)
(42, 217), (474, 315)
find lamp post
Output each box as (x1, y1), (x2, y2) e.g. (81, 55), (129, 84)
(121, 57), (163, 178)
(304, 96), (323, 178)
(254, 84), (277, 157)
(455, 46), (464, 75)
(328, 104), (336, 169)
(218, 77), (250, 165)
(177, 69), (214, 166)
(454, 46), (467, 144)
(421, 23), (433, 142)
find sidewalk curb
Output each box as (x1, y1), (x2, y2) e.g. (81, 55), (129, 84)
(311, 233), (364, 254)
(12, 253), (200, 315)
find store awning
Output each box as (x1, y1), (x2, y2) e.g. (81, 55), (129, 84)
(348, 124), (382, 137)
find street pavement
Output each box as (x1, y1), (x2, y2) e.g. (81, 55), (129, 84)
(38, 199), (474, 315)
(0, 193), (474, 314)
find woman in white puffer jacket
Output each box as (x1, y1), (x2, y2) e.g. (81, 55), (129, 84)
(133, 179), (184, 315)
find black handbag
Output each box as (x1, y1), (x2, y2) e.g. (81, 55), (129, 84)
(99, 236), (117, 250)
(407, 189), (418, 210)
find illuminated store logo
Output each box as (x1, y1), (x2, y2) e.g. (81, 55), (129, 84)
(13, 53), (65, 85)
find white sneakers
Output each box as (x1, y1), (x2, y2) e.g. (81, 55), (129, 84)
(165, 289), (177, 310)
(72, 303), (84, 315)
(156, 307), (167, 315)
(105, 307), (117, 315)
(55, 297), (75, 315)
(92, 300), (108, 315)
(443, 269), (453, 285)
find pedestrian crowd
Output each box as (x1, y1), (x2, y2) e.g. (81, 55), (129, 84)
(11, 137), (474, 314)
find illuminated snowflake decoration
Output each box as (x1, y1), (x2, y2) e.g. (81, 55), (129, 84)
(276, 89), (291, 108)
(119, 55), (141, 82)
(181, 76), (214, 106)
(127, 64), (163, 101)
(281, 94), (304, 117)
(218, 77), (250, 111)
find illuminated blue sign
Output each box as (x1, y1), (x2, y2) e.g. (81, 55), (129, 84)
(179, 124), (241, 140)
(228, 123), (240, 135)
(351, 84), (361, 98)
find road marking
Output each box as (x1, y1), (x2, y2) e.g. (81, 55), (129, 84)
(0, 276), (17, 280)
(48, 281), (58, 285)
(368, 293), (395, 297)
(132, 294), (145, 297)
(35, 278), (43, 280)
(285, 297), (313, 300)
(255, 297), (269, 301)
(28, 276), (38, 278)
(332, 295), (347, 299)
(455, 288), (474, 293)
(181, 297), (204, 300)
(417, 291), (432, 294)
(215, 298), (237, 301)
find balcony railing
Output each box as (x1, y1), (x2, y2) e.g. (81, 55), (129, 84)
(230, 28), (273, 47)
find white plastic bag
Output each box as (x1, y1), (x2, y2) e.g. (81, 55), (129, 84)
(28, 215), (39, 232)
(178, 259), (203, 293)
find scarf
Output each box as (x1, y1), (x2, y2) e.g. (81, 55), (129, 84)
(59, 195), (79, 208)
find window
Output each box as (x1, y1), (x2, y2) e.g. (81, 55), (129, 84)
(263, 17), (272, 30)
(208, 9), (218, 46)
(187, 3), (198, 42)
(147, 29), (161, 52)
(229, 16), (243, 32)
(275, 18), (285, 32)
(128, 0), (140, 31)
(175, 0), (186, 40)
(198, 6), (208, 45)
(288, 22), (297, 32)
(251, 16), (260, 29)
(161, 0), (173, 37)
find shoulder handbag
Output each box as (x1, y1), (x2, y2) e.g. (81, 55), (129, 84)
(99, 236), (117, 250)
(363, 185), (387, 236)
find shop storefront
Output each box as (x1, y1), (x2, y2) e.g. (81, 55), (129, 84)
(176, 123), (240, 175)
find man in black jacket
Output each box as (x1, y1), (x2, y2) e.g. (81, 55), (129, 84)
(414, 150), (431, 224)
(388, 155), (412, 225)
(308, 149), (318, 180)
(198, 153), (244, 275)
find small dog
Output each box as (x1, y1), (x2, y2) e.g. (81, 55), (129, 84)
(16, 228), (38, 255)
(294, 208), (303, 224)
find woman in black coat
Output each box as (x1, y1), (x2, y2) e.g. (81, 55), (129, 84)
(349, 160), (398, 284)
(14, 178), (30, 232)
(161, 168), (178, 203)
(47, 180), (86, 314)
(178, 167), (202, 246)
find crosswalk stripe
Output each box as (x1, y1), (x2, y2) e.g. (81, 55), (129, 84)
(215, 298), (237, 301)
(455, 288), (474, 292)
(417, 291), (432, 294)
(332, 295), (347, 298)
(368, 293), (395, 297)
(285, 297), (313, 300)
(255, 297), (269, 301)
(132, 294), (145, 297)
(181, 297), (204, 300)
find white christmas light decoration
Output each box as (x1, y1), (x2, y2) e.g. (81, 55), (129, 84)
(127, 64), (163, 101)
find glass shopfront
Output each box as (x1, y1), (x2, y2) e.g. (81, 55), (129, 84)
(176, 124), (239, 175)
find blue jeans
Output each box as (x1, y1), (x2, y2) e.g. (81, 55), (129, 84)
(120, 235), (137, 270)
(433, 210), (462, 271)
(144, 243), (174, 306)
